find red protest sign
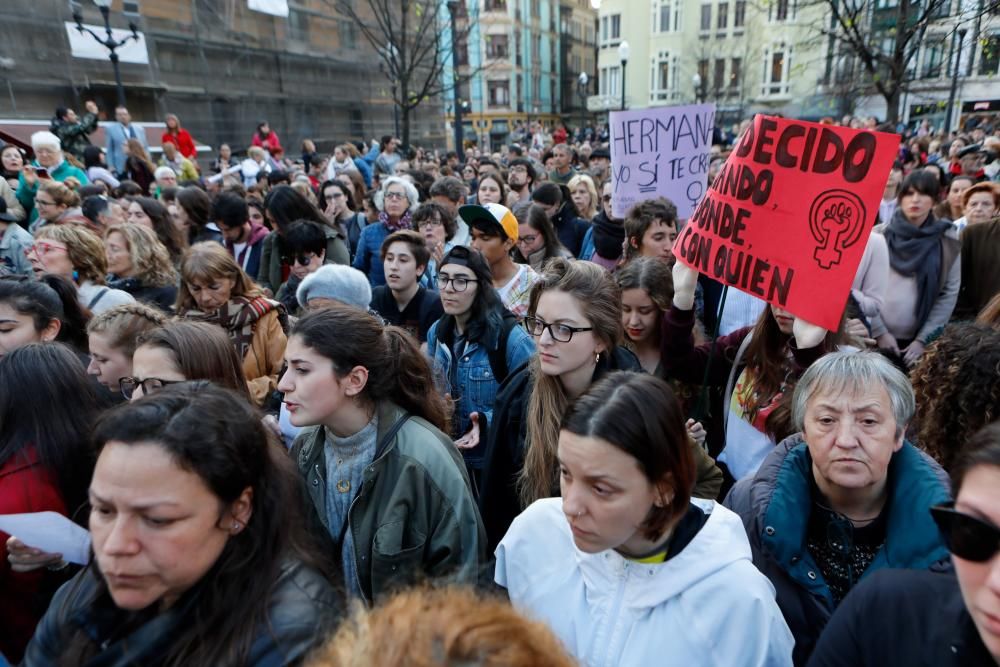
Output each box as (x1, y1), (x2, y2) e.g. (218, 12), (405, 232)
(672, 115), (898, 330)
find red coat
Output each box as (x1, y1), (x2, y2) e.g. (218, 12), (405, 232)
(161, 128), (197, 160)
(0, 446), (69, 663)
(252, 130), (283, 155)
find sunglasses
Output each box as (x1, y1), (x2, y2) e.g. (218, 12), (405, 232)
(930, 504), (1000, 562)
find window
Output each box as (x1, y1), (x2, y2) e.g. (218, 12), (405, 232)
(980, 34), (1000, 75)
(701, 3), (712, 30)
(532, 33), (541, 61)
(600, 65), (621, 97)
(531, 0), (540, 18)
(714, 58), (726, 92)
(485, 0), (506, 10)
(774, 0), (789, 21)
(455, 33), (469, 66)
(717, 2), (728, 29)
(730, 57), (742, 89)
(488, 80), (510, 107)
(515, 32), (522, 65)
(600, 13), (621, 44)
(650, 51), (678, 101)
(487, 34), (509, 59)
(660, 2), (671, 30)
(928, 0), (950, 19)
(921, 36), (946, 78)
(610, 14), (621, 40)
(762, 45), (791, 95)
(339, 20), (357, 49)
(734, 0), (746, 27)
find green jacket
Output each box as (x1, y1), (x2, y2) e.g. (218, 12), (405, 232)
(257, 226), (349, 294)
(291, 401), (488, 604)
(15, 161), (90, 225)
(51, 112), (98, 161)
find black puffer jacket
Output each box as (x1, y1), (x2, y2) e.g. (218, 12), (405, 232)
(22, 558), (339, 667)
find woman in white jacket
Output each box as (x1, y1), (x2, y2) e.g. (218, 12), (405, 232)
(495, 371), (793, 667)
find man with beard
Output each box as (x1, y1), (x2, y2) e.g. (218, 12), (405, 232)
(506, 158), (536, 208)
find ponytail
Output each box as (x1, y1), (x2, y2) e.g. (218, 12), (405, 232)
(292, 306), (449, 432)
(0, 275), (90, 353)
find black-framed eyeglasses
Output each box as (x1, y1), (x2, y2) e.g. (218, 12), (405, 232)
(931, 503), (1000, 563)
(523, 316), (593, 343)
(417, 218), (444, 230)
(119, 376), (184, 400)
(437, 273), (478, 292)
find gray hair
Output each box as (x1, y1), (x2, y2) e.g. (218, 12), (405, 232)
(374, 176), (420, 212)
(428, 175), (467, 203)
(30, 131), (61, 152)
(792, 351), (915, 437)
(154, 166), (177, 180)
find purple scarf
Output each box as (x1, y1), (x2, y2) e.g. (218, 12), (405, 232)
(380, 209), (413, 233)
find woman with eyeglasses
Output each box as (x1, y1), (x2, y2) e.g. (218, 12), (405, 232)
(123, 320), (251, 402)
(28, 224), (135, 315)
(412, 202), (458, 291)
(496, 372), (793, 667)
(86, 302), (167, 393)
(1, 343), (100, 662)
(319, 179), (367, 260)
(426, 246), (535, 481)
(479, 258), (722, 549)
(510, 202), (572, 272)
(29, 181), (89, 231)
(807, 421), (1000, 667)
(15, 131), (89, 226)
(176, 242), (287, 406)
(277, 305), (487, 603)
(258, 185), (350, 295)
(19, 383), (339, 666)
(352, 177), (421, 287)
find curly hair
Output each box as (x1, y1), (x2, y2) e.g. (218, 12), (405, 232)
(105, 223), (178, 287)
(307, 586), (575, 667)
(910, 322), (1000, 471)
(35, 224), (107, 284)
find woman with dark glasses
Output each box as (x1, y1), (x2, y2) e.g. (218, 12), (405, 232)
(808, 421), (1000, 667)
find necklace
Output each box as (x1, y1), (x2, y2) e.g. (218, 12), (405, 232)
(335, 479), (351, 494)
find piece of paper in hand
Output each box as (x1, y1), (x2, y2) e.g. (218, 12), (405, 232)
(0, 511), (92, 565)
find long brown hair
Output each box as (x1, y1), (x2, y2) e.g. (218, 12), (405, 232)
(176, 242), (263, 313)
(291, 304), (449, 431)
(519, 258), (622, 507)
(743, 305), (849, 441)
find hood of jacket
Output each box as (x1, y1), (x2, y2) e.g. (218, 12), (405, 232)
(737, 433), (950, 600)
(246, 221), (270, 245)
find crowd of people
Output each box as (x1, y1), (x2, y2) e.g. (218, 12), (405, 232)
(0, 100), (999, 667)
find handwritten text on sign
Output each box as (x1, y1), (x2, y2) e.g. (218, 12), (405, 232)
(609, 103), (716, 219)
(671, 115), (898, 330)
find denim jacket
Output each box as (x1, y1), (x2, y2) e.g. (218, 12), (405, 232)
(426, 310), (535, 469)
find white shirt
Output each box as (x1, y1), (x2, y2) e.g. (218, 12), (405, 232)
(496, 498), (794, 667)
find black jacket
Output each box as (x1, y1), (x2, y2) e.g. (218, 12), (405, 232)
(108, 276), (177, 314)
(807, 566), (995, 667)
(551, 203), (590, 257)
(22, 559), (338, 667)
(478, 346), (643, 550)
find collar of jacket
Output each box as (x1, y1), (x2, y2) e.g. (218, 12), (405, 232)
(299, 400), (408, 471)
(759, 435), (950, 603)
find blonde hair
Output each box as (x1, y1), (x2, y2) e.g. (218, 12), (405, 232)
(126, 138), (155, 172)
(307, 587), (577, 667)
(35, 224), (107, 284)
(519, 258), (623, 507)
(105, 223), (178, 288)
(567, 173), (599, 219)
(176, 241), (262, 313)
(87, 302), (167, 358)
(39, 181), (81, 208)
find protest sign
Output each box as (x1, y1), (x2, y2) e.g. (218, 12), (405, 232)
(609, 103), (716, 219)
(671, 115), (898, 331)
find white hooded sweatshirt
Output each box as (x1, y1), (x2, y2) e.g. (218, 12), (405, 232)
(495, 498), (794, 667)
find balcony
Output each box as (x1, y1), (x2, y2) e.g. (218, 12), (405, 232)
(587, 94), (631, 111)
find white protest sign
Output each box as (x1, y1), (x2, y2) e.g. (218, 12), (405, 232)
(609, 103), (717, 219)
(0, 511), (91, 565)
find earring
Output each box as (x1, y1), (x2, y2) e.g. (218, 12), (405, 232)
(594, 351), (600, 364)
(231, 521), (242, 532)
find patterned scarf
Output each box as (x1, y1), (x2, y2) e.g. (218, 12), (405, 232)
(187, 295), (288, 359)
(379, 209), (413, 233)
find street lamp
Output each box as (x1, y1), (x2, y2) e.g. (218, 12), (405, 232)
(446, 0), (464, 153)
(692, 73), (702, 103)
(577, 72), (589, 140)
(72, 0), (140, 109)
(618, 40), (629, 111)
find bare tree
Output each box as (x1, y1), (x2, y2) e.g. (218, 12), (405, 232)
(327, 0), (487, 148)
(806, 0), (989, 124)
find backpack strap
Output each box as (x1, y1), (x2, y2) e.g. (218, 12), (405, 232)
(487, 313), (519, 386)
(722, 330), (753, 441)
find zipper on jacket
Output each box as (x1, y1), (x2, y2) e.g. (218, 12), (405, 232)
(596, 561), (629, 667)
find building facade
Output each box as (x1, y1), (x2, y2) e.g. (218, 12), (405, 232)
(0, 0), (444, 155)
(443, 0), (597, 151)
(592, 0), (830, 126)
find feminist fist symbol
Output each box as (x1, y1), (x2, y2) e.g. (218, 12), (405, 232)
(808, 190), (867, 269)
